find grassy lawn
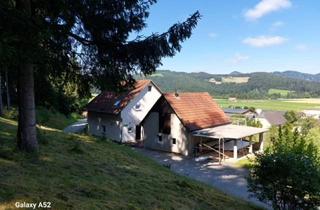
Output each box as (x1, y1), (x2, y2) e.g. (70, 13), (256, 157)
(3, 107), (81, 130)
(0, 117), (261, 210)
(268, 88), (294, 96)
(216, 99), (320, 111)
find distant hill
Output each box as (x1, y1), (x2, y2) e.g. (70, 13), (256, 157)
(230, 71), (243, 75)
(273, 71), (320, 83)
(141, 70), (320, 99)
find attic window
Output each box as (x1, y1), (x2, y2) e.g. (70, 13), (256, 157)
(134, 102), (141, 110)
(172, 138), (176, 144)
(114, 100), (121, 107)
(148, 85), (152, 91)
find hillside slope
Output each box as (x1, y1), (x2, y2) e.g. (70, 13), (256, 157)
(143, 70), (320, 99)
(0, 117), (260, 210)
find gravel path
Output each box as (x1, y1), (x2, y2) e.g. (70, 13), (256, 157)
(135, 148), (271, 210)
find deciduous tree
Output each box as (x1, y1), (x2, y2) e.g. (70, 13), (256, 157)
(247, 127), (320, 210)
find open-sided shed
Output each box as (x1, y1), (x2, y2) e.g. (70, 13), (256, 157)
(192, 124), (268, 163)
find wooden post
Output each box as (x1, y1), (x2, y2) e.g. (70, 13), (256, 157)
(249, 136), (253, 154)
(222, 138), (225, 161)
(233, 139), (238, 159)
(259, 133), (264, 152)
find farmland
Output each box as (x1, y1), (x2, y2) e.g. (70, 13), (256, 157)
(217, 98), (320, 111)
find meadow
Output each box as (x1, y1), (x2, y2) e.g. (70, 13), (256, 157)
(0, 110), (260, 210)
(217, 98), (320, 111)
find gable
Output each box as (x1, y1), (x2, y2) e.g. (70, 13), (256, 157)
(86, 80), (153, 114)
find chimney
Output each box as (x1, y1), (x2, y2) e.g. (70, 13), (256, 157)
(174, 89), (179, 97)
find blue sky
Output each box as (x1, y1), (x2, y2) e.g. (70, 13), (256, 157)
(138, 0), (320, 74)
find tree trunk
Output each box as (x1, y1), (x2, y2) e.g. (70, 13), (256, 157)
(16, 0), (38, 152)
(5, 67), (11, 109)
(17, 63), (38, 152)
(0, 71), (3, 116)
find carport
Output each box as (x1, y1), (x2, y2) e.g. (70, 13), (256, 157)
(192, 124), (268, 164)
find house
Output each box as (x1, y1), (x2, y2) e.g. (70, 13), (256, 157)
(87, 81), (268, 161)
(256, 111), (287, 128)
(86, 80), (162, 143)
(302, 110), (320, 120)
(223, 108), (257, 119)
(142, 92), (267, 160)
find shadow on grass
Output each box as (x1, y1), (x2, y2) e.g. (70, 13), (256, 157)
(0, 117), (263, 210)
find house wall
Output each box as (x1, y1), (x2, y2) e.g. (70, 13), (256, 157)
(87, 111), (122, 141)
(121, 83), (162, 142)
(143, 112), (191, 156)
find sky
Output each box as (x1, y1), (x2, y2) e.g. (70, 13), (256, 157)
(137, 0), (320, 74)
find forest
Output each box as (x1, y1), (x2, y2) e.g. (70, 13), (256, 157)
(144, 70), (320, 99)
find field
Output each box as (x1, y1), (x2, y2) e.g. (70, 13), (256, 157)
(221, 76), (250, 84)
(268, 88), (294, 96)
(0, 113), (260, 210)
(217, 98), (320, 111)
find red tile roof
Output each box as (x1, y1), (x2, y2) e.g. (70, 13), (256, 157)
(86, 80), (151, 114)
(164, 92), (231, 131)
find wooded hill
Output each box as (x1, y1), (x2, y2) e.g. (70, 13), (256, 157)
(141, 70), (320, 99)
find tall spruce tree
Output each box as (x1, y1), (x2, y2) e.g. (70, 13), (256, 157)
(0, 0), (200, 152)
(0, 70), (3, 116)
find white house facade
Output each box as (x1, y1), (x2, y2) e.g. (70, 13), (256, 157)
(87, 80), (162, 143)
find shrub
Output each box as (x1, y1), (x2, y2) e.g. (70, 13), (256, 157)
(247, 127), (320, 210)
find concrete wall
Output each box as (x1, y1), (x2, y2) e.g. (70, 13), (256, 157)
(87, 112), (122, 142)
(143, 112), (191, 156)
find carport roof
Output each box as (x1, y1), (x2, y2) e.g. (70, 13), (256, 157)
(192, 124), (268, 139)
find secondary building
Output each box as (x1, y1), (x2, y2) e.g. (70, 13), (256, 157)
(142, 92), (267, 160)
(86, 80), (162, 143)
(256, 110), (287, 128)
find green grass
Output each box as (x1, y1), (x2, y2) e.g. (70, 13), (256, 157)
(3, 107), (81, 130)
(268, 88), (294, 96)
(217, 99), (320, 111)
(0, 117), (261, 210)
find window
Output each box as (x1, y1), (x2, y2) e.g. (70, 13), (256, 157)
(128, 127), (133, 133)
(158, 135), (162, 143)
(172, 138), (176, 144)
(148, 85), (152, 91)
(114, 100), (121, 108)
(102, 125), (106, 133)
(159, 113), (171, 134)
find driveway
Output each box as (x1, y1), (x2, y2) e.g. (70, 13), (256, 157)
(135, 148), (271, 210)
(63, 119), (88, 133)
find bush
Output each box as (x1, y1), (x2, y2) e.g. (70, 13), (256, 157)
(247, 127), (320, 210)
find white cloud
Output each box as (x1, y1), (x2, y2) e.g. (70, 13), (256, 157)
(208, 32), (218, 38)
(243, 36), (287, 47)
(230, 53), (249, 64)
(295, 44), (309, 52)
(245, 0), (292, 21)
(272, 21), (285, 28)
(270, 21), (285, 31)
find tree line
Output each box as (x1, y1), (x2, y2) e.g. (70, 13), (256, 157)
(146, 70), (320, 99)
